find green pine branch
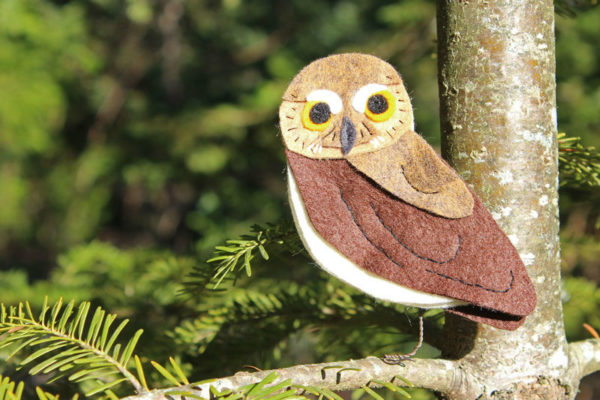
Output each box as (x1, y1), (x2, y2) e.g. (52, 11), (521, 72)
(173, 281), (441, 373)
(0, 374), (72, 400)
(0, 278), (426, 400)
(0, 375), (25, 400)
(186, 220), (303, 295)
(0, 298), (144, 397)
(558, 133), (600, 189)
(0, 298), (252, 399)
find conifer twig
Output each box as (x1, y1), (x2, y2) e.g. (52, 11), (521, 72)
(558, 133), (600, 188)
(121, 356), (461, 400)
(186, 221), (302, 294)
(568, 339), (600, 380)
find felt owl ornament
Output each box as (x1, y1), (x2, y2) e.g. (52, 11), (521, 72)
(279, 53), (536, 359)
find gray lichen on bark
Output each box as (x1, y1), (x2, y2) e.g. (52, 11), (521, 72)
(437, 0), (581, 398)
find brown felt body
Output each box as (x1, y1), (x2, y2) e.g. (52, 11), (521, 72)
(286, 149), (537, 330)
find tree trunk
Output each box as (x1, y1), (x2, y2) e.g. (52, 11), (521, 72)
(437, 0), (573, 398)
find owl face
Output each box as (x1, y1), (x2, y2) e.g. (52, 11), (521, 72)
(279, 53), (414, 159)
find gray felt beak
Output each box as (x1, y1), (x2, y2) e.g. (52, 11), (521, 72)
(340, 116), (356, 155)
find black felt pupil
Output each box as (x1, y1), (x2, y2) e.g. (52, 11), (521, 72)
(367, 94), (388, 114)
(309, 102), (331, 124)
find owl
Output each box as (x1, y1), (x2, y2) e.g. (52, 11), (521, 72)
(278, 54), (536, 358)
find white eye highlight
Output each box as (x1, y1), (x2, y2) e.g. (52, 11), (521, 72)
(306, 89), (343, 114)
(352, 83), (389, 113)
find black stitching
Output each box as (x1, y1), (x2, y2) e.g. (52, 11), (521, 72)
(426, 269), (514, 293)
(360, 121), (375, 137)
(339, 189), (405, 269)
(400, 166), (440, 194)
(370, 203), (460, 264)
(321, 121), (340, 141)
(339, 189), (514, 293)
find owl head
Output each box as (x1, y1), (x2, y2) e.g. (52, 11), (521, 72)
(279, 53), (414, 159)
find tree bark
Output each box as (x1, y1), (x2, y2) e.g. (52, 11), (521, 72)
(437, 0), (578, 398)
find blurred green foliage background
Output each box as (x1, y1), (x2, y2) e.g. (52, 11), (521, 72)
(0, 0), (599, 398)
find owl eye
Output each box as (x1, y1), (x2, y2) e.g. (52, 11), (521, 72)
(302, 101), (332, 131)
(364, 90), (395, 122)
(301, 89), (342, 131)
(352, 84), (396, 123)
(367, 94), (388, 114)
(309, 102), (331, 124)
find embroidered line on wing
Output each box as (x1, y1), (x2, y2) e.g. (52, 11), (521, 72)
(340, 189), (515, 294)
(427, 269), (514, 293)
(370, 202), (461, 264)
(400, 165), (440, 194)
(339, 189), (405, 269)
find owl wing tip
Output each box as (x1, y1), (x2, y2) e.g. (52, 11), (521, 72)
(447, 305), (529, 330)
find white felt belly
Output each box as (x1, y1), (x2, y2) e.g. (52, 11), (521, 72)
(287, 166), (466, 309)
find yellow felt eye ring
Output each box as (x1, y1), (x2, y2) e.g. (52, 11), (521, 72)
(365, 90), (396, 122)
(302, 101), (333, 131)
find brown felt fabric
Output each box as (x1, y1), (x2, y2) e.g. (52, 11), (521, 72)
(347, 131), (474, 219)
(447, 306), (525, 330)
(282, 53), (404, 104)
(286, 149), (537, 330)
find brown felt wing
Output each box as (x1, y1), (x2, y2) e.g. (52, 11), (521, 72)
(286, 149), (536, 330)
(347, 131), (474, 219)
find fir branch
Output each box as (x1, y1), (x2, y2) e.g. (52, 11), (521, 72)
(121, 356), (458, 400)
(0, 298), (144, 396)
(0, 375), (24, 400)
(173, 284), (444, 373)
(0, 375), (69, 400)
(186, 221), (302, 294)
(558, 133), (600, 189)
